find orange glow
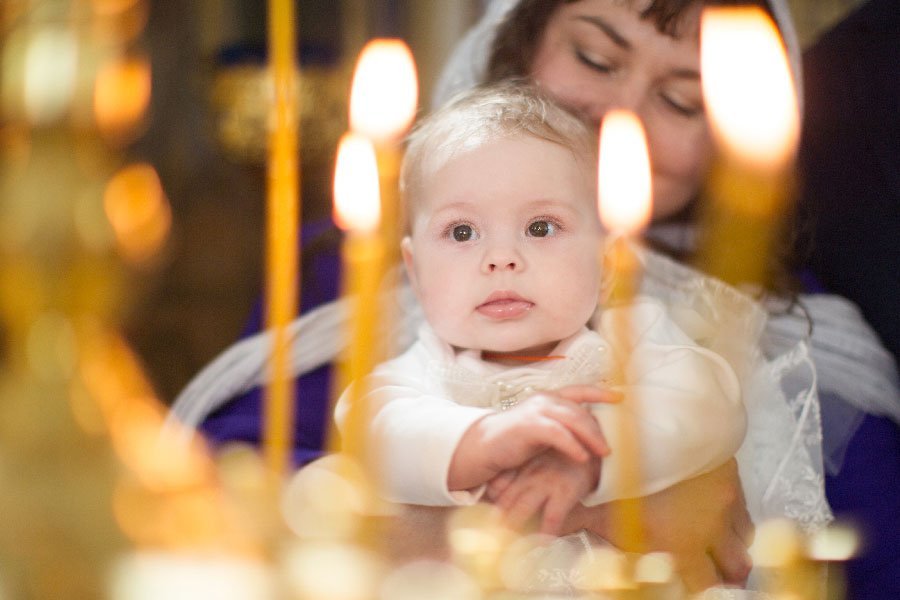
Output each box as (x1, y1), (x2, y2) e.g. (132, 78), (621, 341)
(597, 110), (652, 235)
(91, 0), (141, 15)
(112, 482), (225, 548)
(78, 330), (213, 487)
(94, 54), (151, 140)
(349, 39), (418, 143)
(103, 163), (171, 264)
(333, 132), (380, 233)
(701, 7), (800, 169)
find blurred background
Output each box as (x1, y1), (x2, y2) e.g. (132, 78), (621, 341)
(107, 0), (863, 403)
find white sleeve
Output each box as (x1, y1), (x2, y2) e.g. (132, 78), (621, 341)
(584, 297), (746, 505)
(334, 343), (493, 506)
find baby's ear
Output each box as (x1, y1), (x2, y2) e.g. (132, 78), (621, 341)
(400, 236), (418, 289)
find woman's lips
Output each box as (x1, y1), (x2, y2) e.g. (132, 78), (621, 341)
(476, 291), (533, 319)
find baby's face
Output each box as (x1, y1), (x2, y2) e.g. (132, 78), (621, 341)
(403, 134), (601, 356)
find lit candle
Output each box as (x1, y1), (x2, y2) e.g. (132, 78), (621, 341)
(263, 0), (299, 478)
(698, 6), (800, 288)
(597, 109), (653, 551)
(348, 39), (418, 358)
(332, 132), (382, 464)
(700, 10), (803, 591)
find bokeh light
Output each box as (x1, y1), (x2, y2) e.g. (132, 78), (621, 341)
(102, 163), (171, 264)
(94, 54), (151, 142)
(23, 28), (79, 125)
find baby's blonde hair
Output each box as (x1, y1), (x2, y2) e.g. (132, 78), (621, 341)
(400, 80), (598, 224)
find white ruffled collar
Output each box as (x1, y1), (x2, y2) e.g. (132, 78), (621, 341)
(416, 325), (611, 411)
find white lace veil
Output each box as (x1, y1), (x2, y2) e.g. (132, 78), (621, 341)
(167, 0), (900, 537)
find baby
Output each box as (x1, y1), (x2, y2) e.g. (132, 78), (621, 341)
(335, 82), (745, 534)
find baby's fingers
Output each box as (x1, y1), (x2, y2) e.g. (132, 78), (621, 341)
(541, 404), (610, 458)
(487, 470), (517, 502)
(555, 384), (623, 405)
(528, 418), (592, 463)
(501, 486), (547, 531)
(540, 492), (579, 535)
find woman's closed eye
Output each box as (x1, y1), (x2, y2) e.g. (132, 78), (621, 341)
(660, 91), (703, 118)
(575, 48), (614, 75)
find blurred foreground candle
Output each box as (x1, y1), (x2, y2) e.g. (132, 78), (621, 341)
(349, 39), (417, 245)
(698, 6), (800, 289)
(348, 39), (418, 356)
(332, 132), (383, 463)
(597, 109), (653, 551)
(263, 0), (300, 478)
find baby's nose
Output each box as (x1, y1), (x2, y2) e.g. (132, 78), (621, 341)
(487, 259), (518, 272)
(482, 245), (523, 273)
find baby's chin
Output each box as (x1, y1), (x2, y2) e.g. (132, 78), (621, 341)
(466, 338), (562, 358)
(441, 326), (583, 358)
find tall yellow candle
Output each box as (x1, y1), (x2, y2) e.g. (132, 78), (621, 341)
(332, 133), (382, 464)
(263, 0), (299, 478)
(700, 8), (805, 595)
(349, 40), (418, 358)
(597, 109), (653, 552)
(698, 6), (800, 289)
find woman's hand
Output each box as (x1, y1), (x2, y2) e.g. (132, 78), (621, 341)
(562, 459), (753, 592)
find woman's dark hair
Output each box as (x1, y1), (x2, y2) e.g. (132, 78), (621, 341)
(487, 0), (717, 83)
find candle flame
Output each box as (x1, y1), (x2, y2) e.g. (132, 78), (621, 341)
(349, 39), (418, 142)
(598, 110), (652, 235)
(333, 132), (381, 233)
(701, 7), (800, 168)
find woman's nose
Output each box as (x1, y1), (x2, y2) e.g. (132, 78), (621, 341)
(587, 78), (647, 124)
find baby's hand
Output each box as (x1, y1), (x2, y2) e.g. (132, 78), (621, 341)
(448, 385), (618, 492)
(489, 451), (602, 535)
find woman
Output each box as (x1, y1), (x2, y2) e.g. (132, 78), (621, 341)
(170, 0), (899, 594)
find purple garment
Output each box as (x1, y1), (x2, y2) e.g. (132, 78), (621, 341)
(825, 413), (900, 599)
(200, 218), (341, 466)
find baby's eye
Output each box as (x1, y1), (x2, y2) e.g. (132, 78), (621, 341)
(527, 219), (557, 238)
(451, 224), (477, 242)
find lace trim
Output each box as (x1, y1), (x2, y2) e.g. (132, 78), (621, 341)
(428, 338), (611, 411)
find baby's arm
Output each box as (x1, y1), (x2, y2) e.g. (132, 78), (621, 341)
(335, 347), (615, 506)
(448, 385), (615, 492)
(334, 345), (492, 506)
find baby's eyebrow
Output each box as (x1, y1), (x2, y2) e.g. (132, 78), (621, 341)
(421, 201), (480, 228)
(430, 200), (477, 215)
(522, 198), (585, 215)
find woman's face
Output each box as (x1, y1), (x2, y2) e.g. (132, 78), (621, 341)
(530, 0), (712, 220)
